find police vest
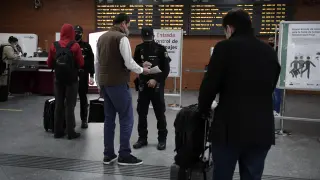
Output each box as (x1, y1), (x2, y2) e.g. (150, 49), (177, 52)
(139, 43), (161, 80)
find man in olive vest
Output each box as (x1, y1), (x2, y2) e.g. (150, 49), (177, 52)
(96, 13), (150, 166)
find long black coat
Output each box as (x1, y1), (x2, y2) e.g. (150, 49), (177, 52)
(198, 31), (281, 146)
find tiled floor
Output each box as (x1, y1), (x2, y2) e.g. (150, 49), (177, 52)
(0, 90), (319, 180)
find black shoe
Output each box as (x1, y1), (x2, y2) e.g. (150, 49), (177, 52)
(118, 155), (143, 166)
(67, 132), (81, 140)
(54, 133), (65, 139)
(103, 155), (118, 165)
(81, 121), (88, 129)
(157, 141), (166, 150)
(133, 139), (148, 149)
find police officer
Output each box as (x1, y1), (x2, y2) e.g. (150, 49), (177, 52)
(74, 25), (95, 129)
(133, 26), (171, 151)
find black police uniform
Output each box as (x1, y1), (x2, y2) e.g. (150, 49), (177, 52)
(74, 25), (95, 128)
(133, 27), (171, 150)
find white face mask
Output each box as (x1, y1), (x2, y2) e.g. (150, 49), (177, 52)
(124, 27), (130, 36)
(225, 25), (233, 39)
(120, 22), (130, 36)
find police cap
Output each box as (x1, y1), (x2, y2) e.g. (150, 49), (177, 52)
(141, 26), (154, 38)
(74, 25), (83, 33)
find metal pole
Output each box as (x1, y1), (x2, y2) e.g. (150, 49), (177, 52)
(174, 77), (177, 94)
(279, 89), (287, 135)
(179, 30), (183, 108)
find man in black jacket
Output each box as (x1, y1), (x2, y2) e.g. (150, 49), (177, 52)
(198, 9), (281, 180)
(74, 25), (95, 129)
(132, 26), (171, 151)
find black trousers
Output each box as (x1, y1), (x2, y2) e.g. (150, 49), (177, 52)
(211, 144), (271, 180)
(78, 71), (89, 121)
(54, 81), (78, 136)
(137, 84), (167, 141)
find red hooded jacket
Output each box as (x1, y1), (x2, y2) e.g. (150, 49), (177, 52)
(47, 24), (84, 68)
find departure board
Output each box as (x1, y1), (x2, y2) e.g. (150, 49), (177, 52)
(95, 0), (293, 36)
(259, 3), (289, 35)
(96, 2), (186, 34)
(188, 4), (255, 35)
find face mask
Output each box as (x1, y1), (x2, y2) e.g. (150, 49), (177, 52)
(124, 27), (130, 36)
(75, 33), (82, 41)
(225, 26), (232, 39)
(269, 43), (274, 47)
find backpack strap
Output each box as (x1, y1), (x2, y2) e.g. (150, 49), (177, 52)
(53, 41), (74, 50)
(53, 41), (60, 50)
(66, 41), (75, 49)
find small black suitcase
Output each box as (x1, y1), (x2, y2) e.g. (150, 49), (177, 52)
(170, 163), (213, 180)
(0, 85), (8, 102)
(171, 104), (214, 180)
(43, 98), (66, 133)
(88, 98), (105, 123)
(43, 98), (55, 132)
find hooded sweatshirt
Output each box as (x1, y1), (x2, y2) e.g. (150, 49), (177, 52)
(47, 24), (84, 69)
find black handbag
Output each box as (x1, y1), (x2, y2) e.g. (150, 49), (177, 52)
(88, 98), (105, 123)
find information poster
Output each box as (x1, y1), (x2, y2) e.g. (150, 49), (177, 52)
(153, 29), (183, 77)
(282, 23), (320, 89)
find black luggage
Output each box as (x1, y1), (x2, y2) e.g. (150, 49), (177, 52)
(43, 98), (56, 132)
(171, 104), (214, 180)
(88, 98), (104, 123)
(43, 98), (66, 132)
(0, 85), (8, 102)
(170, 163), (213, 180)
(0, 68), (9, 102)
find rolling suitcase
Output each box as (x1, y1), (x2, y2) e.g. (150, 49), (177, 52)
(0, 85), (8, 102)
(0, 69), (9, 102)
(43, 98), (66, 132)
(43, 98), (55, 132)
(170, 162), (213, 180)
(171, 104), (214, 180)
(88, 98), (105, 123)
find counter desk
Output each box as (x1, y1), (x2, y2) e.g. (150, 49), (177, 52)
(8, 57), (98, 95)
(8, 57), (54, 95)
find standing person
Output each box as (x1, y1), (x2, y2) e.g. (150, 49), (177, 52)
(95, 13), (150, 166)
(197, 9), (280, 180)
(47, 23), (84, 140)
(74, 25), (95, 129)
(268, 36), (277, 52)
(132, 26), (171, 151)
(0, 36), (20, 102)
(0, 36), (20, 74)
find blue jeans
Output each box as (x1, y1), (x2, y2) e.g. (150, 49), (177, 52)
(211, 144), (270, 180)
(273, 88), (283, 113)
(102, 83), (134, 158)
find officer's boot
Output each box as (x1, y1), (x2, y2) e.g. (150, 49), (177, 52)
(157, 139), (166, 151)
(157, 130), (167, 150)
(81, 104), (89, 129)
(81, 121), (88, 129)
(133, 138), (148, 149)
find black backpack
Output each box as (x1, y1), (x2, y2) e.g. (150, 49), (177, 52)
(0, 45), (10, 75)
(53, 41), (78, 84)
(174, 104), (213, 180)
